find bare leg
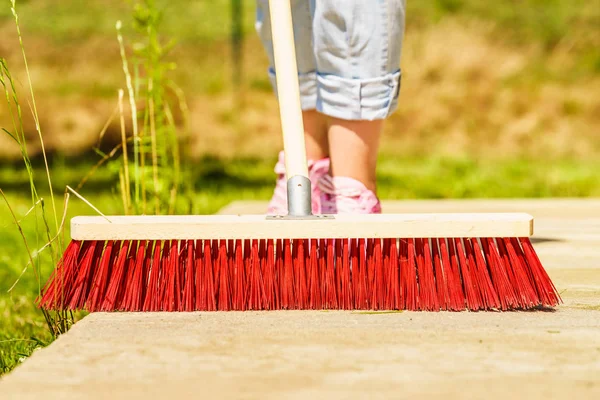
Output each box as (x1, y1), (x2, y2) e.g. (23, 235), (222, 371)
(303, 110), (329, 160)
(327, 117), (383, 192)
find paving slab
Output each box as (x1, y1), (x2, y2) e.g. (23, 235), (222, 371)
(1, 199), (599, 400)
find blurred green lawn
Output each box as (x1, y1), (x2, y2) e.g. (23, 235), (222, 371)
(2, 0), (597, 59)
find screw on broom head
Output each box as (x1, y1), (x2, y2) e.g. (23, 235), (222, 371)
(36, 213), (561, 312)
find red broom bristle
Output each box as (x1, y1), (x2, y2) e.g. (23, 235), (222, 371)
(350, 239), (360, 309)
(355, 239), (368, 309)
(143, 240), (163, 311)
(196, 240), (206, 311)
(510, 237), (547, 305)
(304, 239), (311, 308)
(116, 241), (138, 310)
(495, 238), (523, 308)
(228, 239), (235, 304)
(365, 239), (374, 307)
(510, 238), (536, 285)
(39, 240), (81, 309)
(197, 241), (206, 310)
(422, 239), (440, 311)
(438, 238), (464, 311)
(68, 240), (99, 309)
(334, 239), (341, 304)
(431, 239), (449, 310)
(157, 240), (171, 309)
(340, 239), (352, 310)
(453, 238), (481, 310)
(257, 239), (268, 308)
(37, 240), (76, 309)
(101, 240), (131, 311)
(217, 240), (231, 311)
(178, 242), (186, 305)
(87, 242), (106, 305)
(509, 237), (544, 307)
(182, 240), (195, 311)
(500, 238), (538, 308)
(308, 238), (322, 309)
(247, 240), (266, 310)
(401, 239), (418, 311)
(295, 239), (308, 309)
(370, 239), (384, 310)
(385, 239), (400, 310)
(291, 239), (304, 309)
(519, 237), (561, 306)
(39, 230), (559, 313)
(469, 238), (500, 310)
(76, 241), (104, 309)
(333, 239), (345, 309)
(243, 239), (251, 309)
(481, 238), (517, 310)
(233, 239), (246, 310)
(274, 239), (283, 310)
(281, 239), (294, 309)
(261, 239), (275, 310)
(203, 240), (216, 311)
(323, 239), (337, 309)
(165, 240), (181, 312)
(416, 238), (439, 311)
(397, 239), (407, 310)
(462, 238), (485, 310)
(246, 240), (256, 310)
(318, 239), (326, 306)
(122, 240), (148, 311)
(463, 239), (492, 309)
(383, 239), (390, 306)
(141, 240), (153, 303)
(87, 240), (117, 312)
(211, 240), (220, 309)
(176, 243), (184, 302)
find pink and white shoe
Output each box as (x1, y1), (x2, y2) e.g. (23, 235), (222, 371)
(267, 151), (330, 215)
(319, 174), (382, 214)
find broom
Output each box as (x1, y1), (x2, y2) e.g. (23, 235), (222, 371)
(37, 0), (561, 312)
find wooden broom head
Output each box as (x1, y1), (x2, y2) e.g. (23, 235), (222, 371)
(70, 213), (534, 241)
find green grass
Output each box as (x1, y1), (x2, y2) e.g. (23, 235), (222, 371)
(0, 0), (257, 43)
(377, 156), (600, 198)
(2, 0), (597, 51)
(2, 153), (600, 374)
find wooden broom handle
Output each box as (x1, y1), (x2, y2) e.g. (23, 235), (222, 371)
(268, 0), (309, 180)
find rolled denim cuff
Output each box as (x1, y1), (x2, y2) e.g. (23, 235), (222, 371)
(316, 70), (402, 121)
(268, 67), (318, 111)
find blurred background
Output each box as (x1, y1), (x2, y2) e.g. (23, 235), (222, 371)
(2, 0), (599, 199)
(0, 0), (599, 374)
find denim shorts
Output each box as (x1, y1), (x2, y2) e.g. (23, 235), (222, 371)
(255, 0), (406, 121)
